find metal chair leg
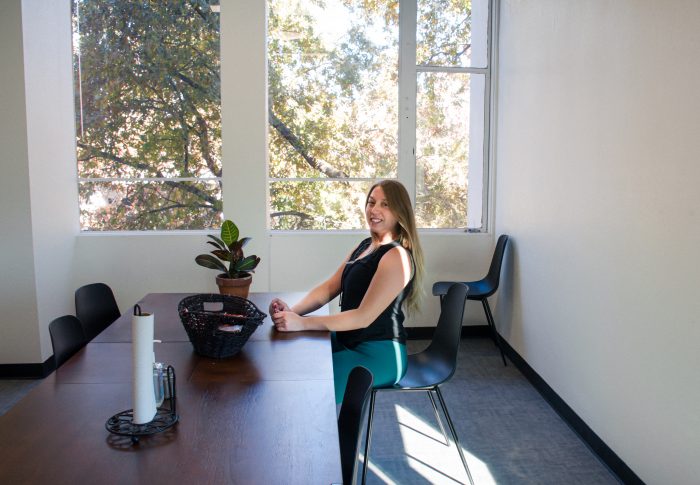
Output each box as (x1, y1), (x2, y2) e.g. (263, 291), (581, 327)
(482, 299), (507, 366)
(427, 389), (449, 445)
(361, 389), (377, 485)
(434, 386), (474, 485)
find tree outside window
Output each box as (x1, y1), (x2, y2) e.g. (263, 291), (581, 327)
(268, 0), (492, 230)
(73, 0), (222, 231)
(72, 0), (492, 232)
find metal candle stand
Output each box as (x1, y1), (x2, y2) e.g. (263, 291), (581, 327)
(105, 365), (179, 444)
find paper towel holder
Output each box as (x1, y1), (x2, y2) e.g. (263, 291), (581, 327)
(105, 365), (179, 444)
(134, 304), (148, 316)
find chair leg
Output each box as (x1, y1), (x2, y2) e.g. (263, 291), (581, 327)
(361, 389), (377, 485)
(482, 299), (507, 366)
(434, 386), (475, 485)
(427, 389), (449, 446)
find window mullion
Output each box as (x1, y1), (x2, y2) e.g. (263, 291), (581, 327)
(398, 0), (417, 206)
(480, 0), (498, 232)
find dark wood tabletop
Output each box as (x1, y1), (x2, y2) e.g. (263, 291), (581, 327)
(0, 293), (341, 485)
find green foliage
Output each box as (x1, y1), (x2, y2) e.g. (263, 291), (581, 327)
(74, 0), (478, 231)
(195, 220), (260, 278)
(74, 0), (222, 230)
(268, 0), (476, 230)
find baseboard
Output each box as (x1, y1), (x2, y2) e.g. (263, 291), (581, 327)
(0, 357), (55, 379)
(498, 337), (644, 485)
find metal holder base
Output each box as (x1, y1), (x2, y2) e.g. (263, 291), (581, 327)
(106, 366), (178, 444)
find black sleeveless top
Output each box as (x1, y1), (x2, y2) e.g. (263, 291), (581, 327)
(336, 238), (414, 349)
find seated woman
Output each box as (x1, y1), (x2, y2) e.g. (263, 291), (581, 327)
(269, 180), (424, 403)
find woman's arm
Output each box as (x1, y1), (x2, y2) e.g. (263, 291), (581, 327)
(289, 257), (347, 315)
(269, 249), (352, 317)
(274, 246), (412, 332)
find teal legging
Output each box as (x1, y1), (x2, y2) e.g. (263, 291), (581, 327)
(331, 332), (407, 404)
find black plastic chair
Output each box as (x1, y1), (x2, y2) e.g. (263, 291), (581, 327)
(75, 283), (121, 342)
(362, 283), (474, 485)
(338, 366), (374, 485)
(432, 234), (510, 366)
(48, 315), (86, 369)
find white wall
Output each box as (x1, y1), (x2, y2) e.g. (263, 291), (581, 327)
(0, 0), (41, 364)
(495, 1), (700, 483)
(23, 0), (80, 361)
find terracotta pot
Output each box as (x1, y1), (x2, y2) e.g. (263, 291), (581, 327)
(215, 274), (252, 299)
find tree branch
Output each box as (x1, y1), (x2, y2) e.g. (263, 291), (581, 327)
(270, 210), (313, 221)
(268, 108), (350, 179)
(77, 143), (222, 210)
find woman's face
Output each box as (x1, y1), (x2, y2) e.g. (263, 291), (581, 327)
(365, 185), (398, 238)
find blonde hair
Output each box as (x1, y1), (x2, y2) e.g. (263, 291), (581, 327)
(366, 180), (425, 315)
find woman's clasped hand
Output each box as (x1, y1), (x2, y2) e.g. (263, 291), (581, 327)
(269, 298), (305, 332)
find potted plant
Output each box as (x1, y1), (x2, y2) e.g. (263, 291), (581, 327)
(195, 219), (261, 298)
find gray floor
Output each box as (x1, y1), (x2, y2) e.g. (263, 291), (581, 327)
(0, 378), (41, 417)
(0, 339), (620, 484)
(359, 338), (620, 484)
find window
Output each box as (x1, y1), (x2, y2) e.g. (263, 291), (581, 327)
(267, 0), (493, 230)
(72, 0), (222, 231)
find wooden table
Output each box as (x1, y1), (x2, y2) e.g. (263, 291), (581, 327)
(0, 293), (342, 484)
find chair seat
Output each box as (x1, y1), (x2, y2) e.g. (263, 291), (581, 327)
(433, 279), (492, 299)
(393, 352), (455, 389)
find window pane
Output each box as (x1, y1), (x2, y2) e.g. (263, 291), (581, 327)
(79, 180), (222, 231)
(417, 0), (489, 68)
(269, 181), (374, 230)
(73, 0), (221, 230)
(268, 0), (398, 182)
(415, 72), (485, 229)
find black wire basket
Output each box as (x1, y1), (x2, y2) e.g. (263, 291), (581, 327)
(178, 294), (267, 358)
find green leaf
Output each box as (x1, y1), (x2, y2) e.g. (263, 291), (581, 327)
(195, 254), (227, 273)
(211, 249), (230, 261)
(221, 220), (239, 246)
(238, 237), (251, 249)
(206, 235), (226, 250)
(206, 241), (223, 251)
(235, 255), (261, 272)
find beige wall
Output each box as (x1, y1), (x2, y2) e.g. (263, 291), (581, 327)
(0, 0), (81, 364)
(0, 0), (41, 363)
(495, 1), (700, 483)
(23, 0), (80, 360)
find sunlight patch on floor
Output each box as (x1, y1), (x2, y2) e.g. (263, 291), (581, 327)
(395, 403), (497, 485)
(359, 453), (400, 484)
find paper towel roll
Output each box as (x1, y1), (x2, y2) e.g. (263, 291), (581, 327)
(132, 311), (157, 424)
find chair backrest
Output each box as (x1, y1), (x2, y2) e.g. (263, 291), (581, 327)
(424, 283), (469, 383)
(338, 366), (374, 485)
(482, 234), (509, 295)
(75, 283), (120, 342)
(49, 315), (86, 369)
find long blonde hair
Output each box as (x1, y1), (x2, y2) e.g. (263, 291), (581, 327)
(366, 180), (425, 315)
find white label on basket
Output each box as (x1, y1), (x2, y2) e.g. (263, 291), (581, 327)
(203, 302), (224, 312)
